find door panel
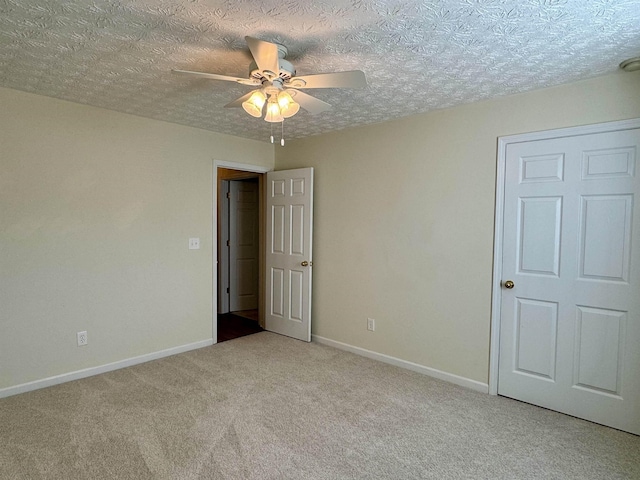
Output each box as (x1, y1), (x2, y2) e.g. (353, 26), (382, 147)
(289, 270), (304, 321)
(574, 306), (625, 395)
(582, 147), (635, 179)
(514, 298), (558, 380)
(265, 168), (313, 342)
(517, 196), (562, 276)
(270, 268), (284, 317)
(579, 195), (632, 281)
(499, 127), (640, 435)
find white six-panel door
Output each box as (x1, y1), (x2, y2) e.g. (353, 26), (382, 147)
(498, 126), (640, 434)
(265, 168), (313, 342)
(229, 180), (259, 312)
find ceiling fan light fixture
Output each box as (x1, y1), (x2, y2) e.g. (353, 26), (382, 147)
(174, 37), (367, 136)
(277, 91), (300, 118)
(264, 98), (284, 123)
(620, 57), (640, 72)
(242, 90), (266, 117)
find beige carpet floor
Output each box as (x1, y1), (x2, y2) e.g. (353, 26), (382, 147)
(1, 331), (639, 479)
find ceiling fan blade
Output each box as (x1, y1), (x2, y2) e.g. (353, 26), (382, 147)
(245, 36), (279, 76)
(288, 90), (331, 115)
(288, 70), (367, 89)
(172, 69), (259, 86)
(224, 91), (255, 108)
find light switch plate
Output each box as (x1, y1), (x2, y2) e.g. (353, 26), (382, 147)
(189, 238), (200, 250)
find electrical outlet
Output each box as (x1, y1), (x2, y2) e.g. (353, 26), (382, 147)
(189, 237), (200, 250)
(77, 331), (88, 346)
(367, 318), (375, 332)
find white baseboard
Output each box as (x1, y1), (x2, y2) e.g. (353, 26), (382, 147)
(312, 335), (489, 394)
(0, 339), (214, 399)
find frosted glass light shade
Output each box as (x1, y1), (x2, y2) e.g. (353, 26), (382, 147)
(264, 100), (284, 123)
(242, 90), (266, 118)
(277, 91), (300, 118)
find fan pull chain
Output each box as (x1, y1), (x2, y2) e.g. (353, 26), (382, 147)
(280, 120), (285, 146)
(270, 122), (274, 144)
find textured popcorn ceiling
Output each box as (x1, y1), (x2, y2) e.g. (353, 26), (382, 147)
(0, 0), (639, 142)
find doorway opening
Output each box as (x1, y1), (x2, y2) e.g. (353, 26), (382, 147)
(216, 167), (266, 343)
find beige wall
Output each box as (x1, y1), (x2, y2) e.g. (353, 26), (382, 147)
(0, 87), (274, 390)
(3, 71), (639, 392)
(275, 71), (640, 384)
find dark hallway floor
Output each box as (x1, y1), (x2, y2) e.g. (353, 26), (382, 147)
(217, 312), (263, 342)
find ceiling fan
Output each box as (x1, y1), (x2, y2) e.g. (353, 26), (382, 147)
(172, 36), (367, 124)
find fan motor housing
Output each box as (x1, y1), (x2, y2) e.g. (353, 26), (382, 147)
(249, 58), (296, 83)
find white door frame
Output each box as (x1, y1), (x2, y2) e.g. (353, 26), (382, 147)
(212, 160), (271, 344)
(489, 117), (640, 395)
(219, 179), (230, 314)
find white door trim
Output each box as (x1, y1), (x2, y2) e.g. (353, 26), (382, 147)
(219, 180), (230, 314)
(212, 160), (271, 344)
(489, 118), (640, 395)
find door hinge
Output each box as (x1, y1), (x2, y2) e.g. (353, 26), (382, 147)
(226, 287), (229, 294)
(226, 192), (231, 199)
(226, 240), (230, 247)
